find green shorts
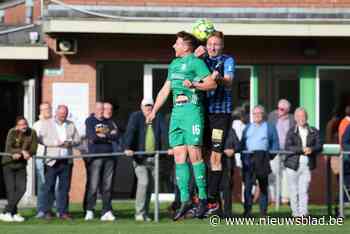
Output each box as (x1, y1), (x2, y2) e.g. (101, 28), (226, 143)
(169, 103), (204, 147)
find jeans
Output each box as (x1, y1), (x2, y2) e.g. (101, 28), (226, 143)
(242, 157), (269, 213)
(3, 166), (27, 215)
(42, 161), (71, 215)
(86, 158), (115, 215)
(36, 159), (56, 213)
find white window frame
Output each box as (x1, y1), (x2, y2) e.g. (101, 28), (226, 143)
(143, 64), (168, 101)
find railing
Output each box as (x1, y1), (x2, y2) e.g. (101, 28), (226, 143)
(0, 149), (348, 221)
(0, 150), (167, 222)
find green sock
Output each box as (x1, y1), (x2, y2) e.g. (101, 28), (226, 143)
(193, 161), (208, 200)
(176, 163), (190, 202)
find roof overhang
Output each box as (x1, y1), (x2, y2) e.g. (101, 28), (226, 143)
(43, 19), (350, 37)
(0, 46), (48, 60)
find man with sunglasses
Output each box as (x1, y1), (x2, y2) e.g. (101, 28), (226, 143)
(268, 99), (295, 205)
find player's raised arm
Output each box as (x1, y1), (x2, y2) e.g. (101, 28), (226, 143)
(194, 72), (218, 91)
(183, 71), (218, 91)
(148, 80), (171, 122)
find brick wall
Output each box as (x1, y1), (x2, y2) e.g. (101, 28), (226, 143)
(3, 0), (41, 25)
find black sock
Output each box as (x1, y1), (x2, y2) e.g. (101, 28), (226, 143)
(208, 170), (222, 203)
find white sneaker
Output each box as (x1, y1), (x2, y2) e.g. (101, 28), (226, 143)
(12, 214), (25, 222)
(100, 211), (116, 221)
(135, 214), (144, 221)
(0, 213), (14, 222)
(84, 210), (94, 221)
(135, 214), (152, 222)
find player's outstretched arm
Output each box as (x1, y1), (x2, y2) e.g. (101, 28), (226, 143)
(191, 71), (218, 91)
(148, 80), (171, 122)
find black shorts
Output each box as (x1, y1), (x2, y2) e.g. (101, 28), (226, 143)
(204, 114), (232, 153)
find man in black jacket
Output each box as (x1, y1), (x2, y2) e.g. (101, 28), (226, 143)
(284, 107), (322, 217)
(220, 127), (240, 218)
(84, 102), (119, 221)
(124, 99), (168, 221)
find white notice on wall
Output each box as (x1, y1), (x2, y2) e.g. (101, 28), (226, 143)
(52, 83), (89, 136)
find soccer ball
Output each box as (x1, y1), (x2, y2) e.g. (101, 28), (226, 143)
(192, 19), (215, 41)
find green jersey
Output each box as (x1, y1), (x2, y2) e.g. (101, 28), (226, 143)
(167, 53), (211, 106)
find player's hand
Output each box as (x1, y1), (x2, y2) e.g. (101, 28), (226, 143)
(212, 70), (221, 81)
(224, 149), (235, 157)
(124, 150), (134, 157)
(12, 153), (22, 160)
(167, 149), (174, 156)
(183, 80), (193, 88)
(194, 46), (207, 58)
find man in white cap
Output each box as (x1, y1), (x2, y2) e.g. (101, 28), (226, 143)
(124, 98), (168, 221)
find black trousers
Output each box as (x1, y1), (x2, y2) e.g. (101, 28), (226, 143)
(3, 166), (27, 215)
(220, 156), (235, 216)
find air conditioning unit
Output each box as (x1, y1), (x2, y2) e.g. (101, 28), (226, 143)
(56, 39), (77, 55)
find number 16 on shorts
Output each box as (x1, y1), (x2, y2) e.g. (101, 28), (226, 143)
(192, 124), (201, 135)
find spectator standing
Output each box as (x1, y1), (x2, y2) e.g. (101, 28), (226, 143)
(240, 105), (279, 217)
(284, 107), (322, 217)
(268, 99), (295, 204)
(124, 99), (168, 221)
(40, 105), (80, 220)
(0, 117), (37, 222)
(85, 102), (118, 221)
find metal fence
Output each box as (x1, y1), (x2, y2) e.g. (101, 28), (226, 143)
(0, 150), (348, 221)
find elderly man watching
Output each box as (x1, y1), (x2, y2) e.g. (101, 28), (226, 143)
(284, 107), (322, 217)
(40, 105), (80, 220)
(85, 102), (119, 221)
(240, 105), (279, 217)
(268, 99), (295, 204)
(124, 99), (168, 222)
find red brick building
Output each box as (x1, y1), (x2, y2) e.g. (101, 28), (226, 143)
(1, 0), (349, 209)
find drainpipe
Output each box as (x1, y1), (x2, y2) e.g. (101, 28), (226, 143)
(25, 0), (34, 24)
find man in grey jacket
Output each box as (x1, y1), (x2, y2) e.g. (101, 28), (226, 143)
(40, 105), (80, 220)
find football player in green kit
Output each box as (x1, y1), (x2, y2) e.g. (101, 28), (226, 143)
(147, 31), (218, 221)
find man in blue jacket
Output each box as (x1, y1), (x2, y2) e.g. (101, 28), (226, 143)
(240, 105), (279, 217)
(124, 99), (168, 221)
(84, 102), (119, 221)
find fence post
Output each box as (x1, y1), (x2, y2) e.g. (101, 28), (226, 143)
(275, 154), (281, 211)
(339, 153), (344, 218)
(326, 155), (332, 216)
(154, 152), (160, 222)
